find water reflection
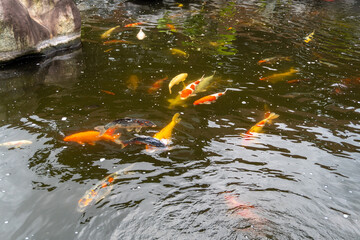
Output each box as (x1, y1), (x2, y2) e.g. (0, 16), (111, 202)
(1, 0), (360, 239)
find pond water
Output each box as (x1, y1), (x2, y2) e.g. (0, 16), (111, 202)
(1, 0), (360, 239)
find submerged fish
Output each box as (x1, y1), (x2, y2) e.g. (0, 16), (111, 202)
(127, 75), (139, 91)
(259, 68), (299, 83)
(170, 48), (189, 58)
(64, 130), (121, 146)
(244, 112), (279, 137)
(0, 140), (32, 148)
(304, 30), (315, 43)
(95, 118), (156, 136)
(122, 136), (166, 148)
(257, 56), (291, 65)
(124, 22), (144, 28)
(166, 24), (177, 32)
(101, 26), (120, 39)
(179, 75), (204, 100)
(101, 90), (115, 95)
(168, 95), (187, 109)
(136, 28), (146, 40)
(77, 164), (135, 212)
(103, 40), (132, 45)
(148, 76), (168, 94)
(153, 113), (181, 143)
(169, 73), (188, 94)
(193, 91), (226, 105)
(194, 71), (216, 93)
(224, 195), (259, 220)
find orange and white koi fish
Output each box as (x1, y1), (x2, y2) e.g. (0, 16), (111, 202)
(101, 90), (115, 95)
(193, 90), (226, 105)
(169, 73), (188, 94)
(259, 68), (299, 83)
(257, 56), (291, 65)
(124, 22), (144, 28)
(244, 112), (279, 138)
(64, 129), (121, 146)
(136, 28), (146, 40)
(77, 164), (135, 212)
(148, 76), (168, 94)
(0, 140), (32, 148)
(101, 26), (120, 39)
(179, 75), (204, 100)
(304, 30), (315, 43)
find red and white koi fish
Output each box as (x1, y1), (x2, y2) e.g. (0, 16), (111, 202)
(193, 90), (226, 105)
(124, 22), (144, 28)
(179, 75), (204, 100)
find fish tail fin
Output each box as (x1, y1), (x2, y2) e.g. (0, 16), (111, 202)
(266, 112), (279, 124)
(172, 113), (181, 124)
(95, 126), (106, 136)
(169, 86), (172, 94)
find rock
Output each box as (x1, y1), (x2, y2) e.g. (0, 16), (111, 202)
(0, 0), (81, 63)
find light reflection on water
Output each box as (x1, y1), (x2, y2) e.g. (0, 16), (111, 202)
(1, 0), (360, 239)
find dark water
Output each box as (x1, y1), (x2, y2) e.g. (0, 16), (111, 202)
(1, 0), (360, 239)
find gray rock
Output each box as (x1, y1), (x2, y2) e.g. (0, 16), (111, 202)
(0, 0), (81, 63)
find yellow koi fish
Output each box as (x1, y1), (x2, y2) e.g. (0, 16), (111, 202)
(167, 95), (187, 109)
(260, 68), (299, 83)
(244, 112), (279, 137)
(170, 48), (189, 58)
(304, 30), (315, 43)
(101, 26), (120, 39)
(153, 113), (181, 144)
(77, 164), (135, 212)
(194, 71), (216, 93)
(169, 73), (188, 94)
(127, 75), (139, 91)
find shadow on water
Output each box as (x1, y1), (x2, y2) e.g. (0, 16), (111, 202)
(1, 0), (360, 239)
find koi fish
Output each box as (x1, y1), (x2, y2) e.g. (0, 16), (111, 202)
(169, 73), (188, 94)
(168, 95), (187, 109)
(304, 30), (315, 43)
(148, 76), (168, 94)
(194, 71), (216, 93)
(121, 136), (166, 148)
(101, 26), (120, 39)
(77, 164), (135, 212)
(103, 40), (132, 45)
(0, 140), (32, 148)
(179, 75), (204, 100)
(64, 130), (121, 146)
(259, 68), (299, 83)
(170, 48), (188, 58)
(136, 28), (146, 40)
(257, 56), (291, 65)
(124, 22), (144, 28)
(95, 118), (157, 136)
(153, 113), (181, 144)
(244, 112), (279, 137)
(193, 91), (226, 105)
(224, 195), (260, 220)
(127, 75), (139, 91)
(166, 24), (177, 32)
(101, 90), (115, 95)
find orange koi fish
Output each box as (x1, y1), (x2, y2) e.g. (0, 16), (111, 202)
(179, 75), (204, 100)
(166, 24), (177, 32)
(244, 112), (279, 138)
(77, 164), (135, 212)
(259, 68), (299, 83)
(257, 56), (291, 65)
(101, 90), (116, 95)
(193, 91), (226, 105)
(101, 26), (120, 39)
(124, 22), (144, 28)
(64, 129), (121, 146)
(148, 76), (168, 94)
(103, 40), (132, 45)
